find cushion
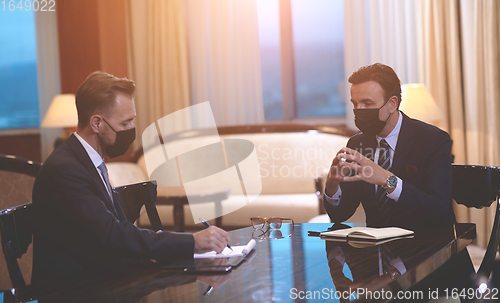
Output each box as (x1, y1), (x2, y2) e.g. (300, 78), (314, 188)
(137, 132), (348, 194)
(138, 193), (319, 227)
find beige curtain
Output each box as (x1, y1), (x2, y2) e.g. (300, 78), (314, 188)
(126, 0), (191, 146)
(184, 0), (264, 126)
(417, 0), (465, 163)
(35, 10), (61, 161)
(460, 0), (500, 246)
(418, 0), (500, 247)
(461, 0), (500, 167)
(126, 0), (264, 143)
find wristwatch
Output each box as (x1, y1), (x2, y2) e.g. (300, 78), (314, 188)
(383, 174), (398, 190)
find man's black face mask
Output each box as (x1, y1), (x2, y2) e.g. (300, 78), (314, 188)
(353, 99), (392, 136)
(100, 118), (136, 158)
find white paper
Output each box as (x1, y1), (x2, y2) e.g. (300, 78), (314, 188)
(194, 239), (256, 258)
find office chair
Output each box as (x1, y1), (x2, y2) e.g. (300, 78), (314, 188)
(113, 180), (164, 232)
(0, 154), (41, 210)
(0, 203), (34, 288)
(0, 155), (41, 289)
(452, 164), (500, 281)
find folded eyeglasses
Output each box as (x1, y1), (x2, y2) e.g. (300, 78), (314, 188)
(250, 217), (294, 239)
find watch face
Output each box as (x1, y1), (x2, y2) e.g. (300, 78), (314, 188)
(388, 175), (397, 187)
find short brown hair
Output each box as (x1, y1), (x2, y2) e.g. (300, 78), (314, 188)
(348, 63), (402, 107)
(76, 71), (136, 129)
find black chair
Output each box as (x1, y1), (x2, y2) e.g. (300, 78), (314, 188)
(0, 154), (41, 177)
(113, 180), (164, 232)
(0, 154), (41, 213)
(0, 203), (34, 288)
(452, 164), (500, 281)
(0, 155), (41, 290)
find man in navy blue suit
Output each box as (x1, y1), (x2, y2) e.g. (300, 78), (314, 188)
(323, 63), (455, 229)
(32, 71), (230, 283)
(323, 63), (473, 300)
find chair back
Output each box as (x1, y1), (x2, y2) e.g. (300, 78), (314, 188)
(0, 203), (34, 288)
(0, 155), (41, 289)
(113, 180), (164, 232)
(452, 164), (500, 208)
(452, 164), (500, 280)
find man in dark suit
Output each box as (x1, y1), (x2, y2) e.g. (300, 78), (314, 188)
(323, 63), (455, 229)
(32, 71), (230, 283)
(323, 63), (473, 299)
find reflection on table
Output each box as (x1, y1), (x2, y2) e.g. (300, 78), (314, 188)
(14, 223), (475, 303)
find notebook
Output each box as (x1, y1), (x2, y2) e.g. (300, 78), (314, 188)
(320, 227), (414, 241)
(324, 235), (414, 248)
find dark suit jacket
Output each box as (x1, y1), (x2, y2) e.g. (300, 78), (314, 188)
(324, 113), (456, 229)
(31, 134), (194, 283)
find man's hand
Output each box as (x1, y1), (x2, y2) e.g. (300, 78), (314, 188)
(324, 149), (348, 196)
(336, 147), (393, 188)
(193, 226), (230, 254)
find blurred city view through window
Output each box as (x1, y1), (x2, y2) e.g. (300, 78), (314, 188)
(257, 0), (345, 120)
(0, 10), (39, 130)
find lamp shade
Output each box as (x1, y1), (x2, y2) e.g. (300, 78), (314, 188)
(400, 84), (443, 124)
(41, 94), (78, 128)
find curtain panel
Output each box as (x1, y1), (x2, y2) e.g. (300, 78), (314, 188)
(417, 0), (500, 247)
(126, 0), (264, 146)
(184, 0), (264, 126)
(36, 10), (61, 161)
(126, 0), (191, 147)
(457, 0), (500, 247)
(343, 0), (420, 130)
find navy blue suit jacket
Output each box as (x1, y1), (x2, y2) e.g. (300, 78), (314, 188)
(32, 134), (194, 283)
(324, 113), (456, 229)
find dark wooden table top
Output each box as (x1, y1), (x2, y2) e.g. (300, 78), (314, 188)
(11, 223), (475, 303)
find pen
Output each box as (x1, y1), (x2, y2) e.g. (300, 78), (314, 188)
(204, 285), (214, 296)
(199, 217), (233, 251)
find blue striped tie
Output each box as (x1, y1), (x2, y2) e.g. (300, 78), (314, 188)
(377, 139), (393, 223)
(98, 162), (120, 218)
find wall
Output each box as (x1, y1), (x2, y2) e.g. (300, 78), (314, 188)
(0, 133), (42, 163)
(57, 0), (129, 93)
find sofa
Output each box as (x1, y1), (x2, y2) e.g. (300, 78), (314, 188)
(107, 124), (355, 230)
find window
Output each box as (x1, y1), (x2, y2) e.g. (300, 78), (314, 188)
(257, 0), (345, 121)
(0, 9), (39, 129)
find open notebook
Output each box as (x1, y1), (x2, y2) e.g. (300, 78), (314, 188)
(324, 235), (414, 248)
(194, 239), (256, 258)
(320, 227), (414, 241)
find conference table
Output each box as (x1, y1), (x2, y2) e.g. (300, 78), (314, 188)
(12, 222), (476, 303)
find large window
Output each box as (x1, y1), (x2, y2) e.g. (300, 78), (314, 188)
(0, 9), (39, 129)
(257, 0), (345, 121)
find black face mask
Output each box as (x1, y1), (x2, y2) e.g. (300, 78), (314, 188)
(353, 100), (392, 136)
(100, 118), (136, 158)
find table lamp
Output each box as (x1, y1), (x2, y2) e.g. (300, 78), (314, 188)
(400, 84), (443, 125)
(41, 94), (78, 147)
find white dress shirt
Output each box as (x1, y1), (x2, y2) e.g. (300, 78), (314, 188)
(74, 132), (113, 197)
(326, 111), (404, 206)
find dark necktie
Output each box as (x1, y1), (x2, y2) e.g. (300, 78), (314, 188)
(98, 162), (120, 218)
(377, 139), (393, 222)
